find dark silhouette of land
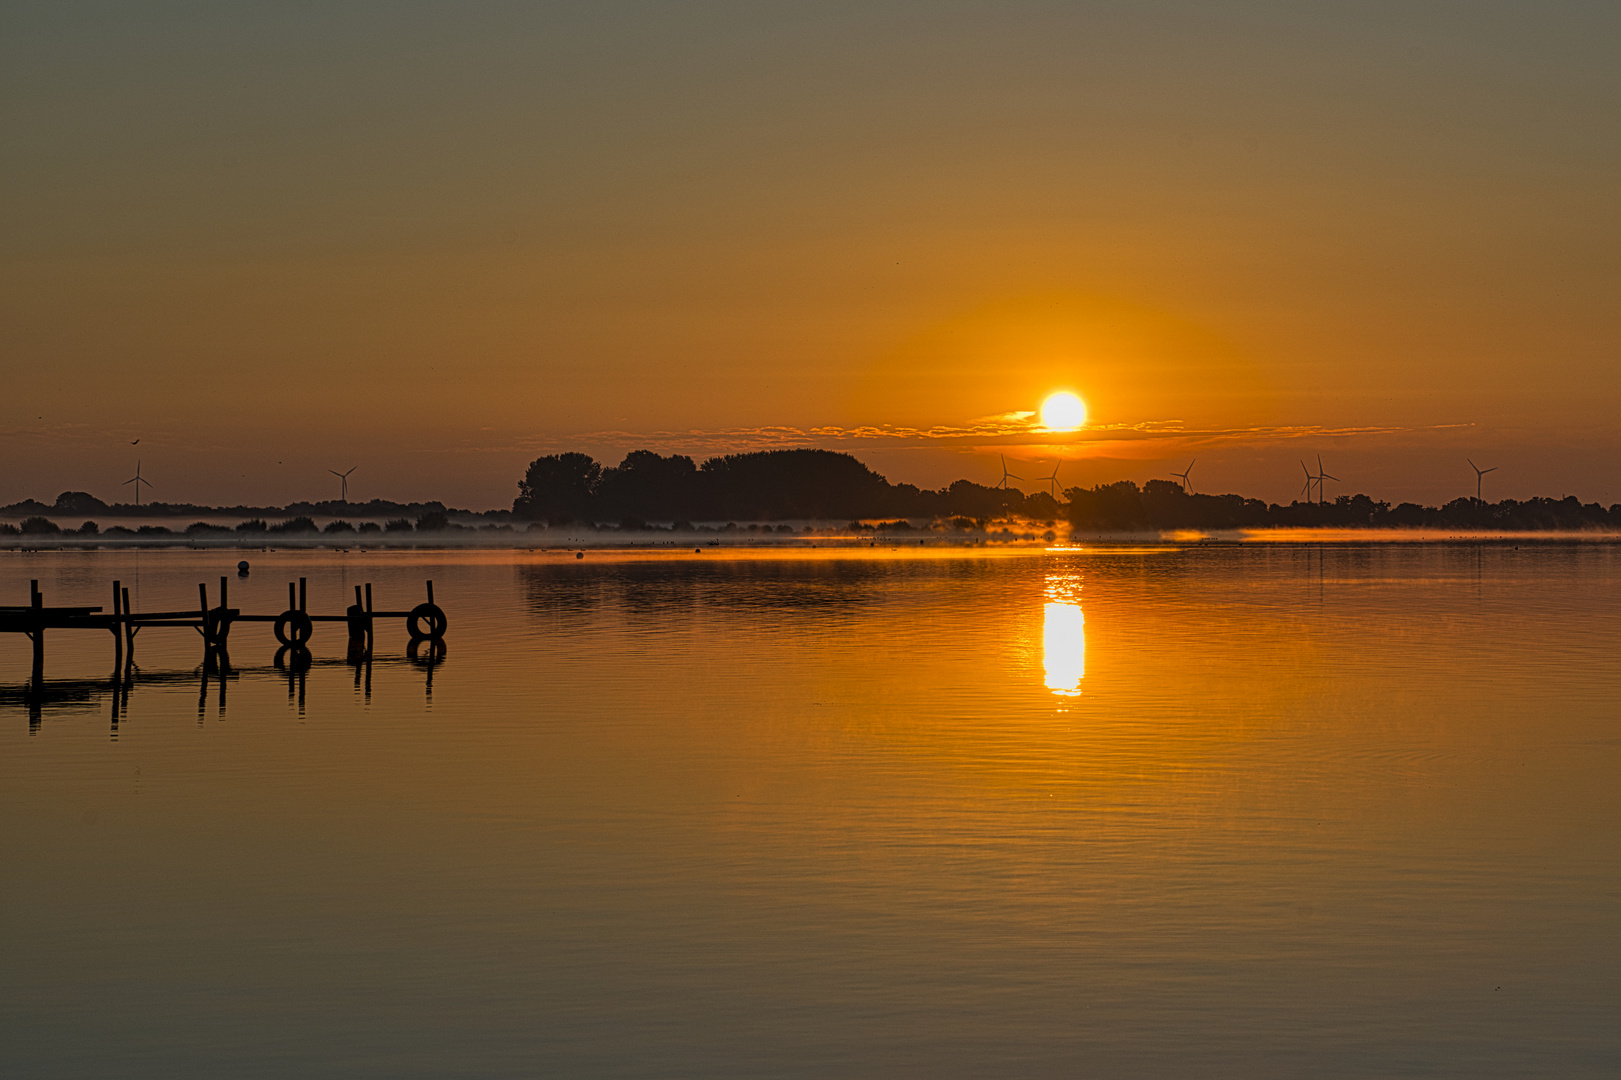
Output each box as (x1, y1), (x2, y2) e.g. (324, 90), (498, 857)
(514, 449), (1621, 532)
(513, 449), (1056, 527)
(4, 449), (1620, 536)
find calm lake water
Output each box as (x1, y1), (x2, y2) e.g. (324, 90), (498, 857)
(3, 544), (1619, 1078)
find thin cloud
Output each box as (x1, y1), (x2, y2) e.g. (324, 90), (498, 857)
(560, 420), (1416, 454)
(446, 419), (1465, 459)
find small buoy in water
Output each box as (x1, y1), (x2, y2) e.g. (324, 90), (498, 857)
(575, 551), (584, 560)
(237, 560), (250, 576)
(695, 547), (702, 553)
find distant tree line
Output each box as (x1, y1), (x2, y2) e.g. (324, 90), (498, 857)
(0, 509), (487, 539)
(0, 491), (455, 521)
(7, 453), (1620, 535)
(1064, 479), (1621, 531)
(513, 449), (1061, 525)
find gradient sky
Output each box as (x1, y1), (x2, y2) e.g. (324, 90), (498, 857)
(3, 1), (1617, 510)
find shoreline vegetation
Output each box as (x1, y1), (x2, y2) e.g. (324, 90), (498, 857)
(3, 448), (1619, 547)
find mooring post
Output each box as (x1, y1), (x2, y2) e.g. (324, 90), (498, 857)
(288, 581), (296, 610)
(216, 575), (231, 664)
(121, 586), (135, 663)
(29, 580), (44, 692)
(365, 583), (374, 651)
(346, 584), (369, 660)
(198, 582), (211, 646)
(112, 579), (123, 672)
(299, 577), (307, 613)
(426, 579), (435, 605)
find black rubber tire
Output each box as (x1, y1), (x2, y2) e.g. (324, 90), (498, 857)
(407, 602), (448, 641)
(273, 609), (314, 646)
(273, 644), (312, 671)
(407, 637), (447, 665)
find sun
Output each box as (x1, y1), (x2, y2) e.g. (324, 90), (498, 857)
(1040, 391), (1088, 431)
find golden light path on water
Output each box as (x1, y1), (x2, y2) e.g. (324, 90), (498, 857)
(1043, 572), (1085, 697)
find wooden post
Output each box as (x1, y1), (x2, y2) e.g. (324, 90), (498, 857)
(346, 584), (368, 657)
(112, 579), (123, 672)
(216, 575), (230, 657)
(288, 582), (296, 610)
(299, 577), (307, 613)
(426, 579), (434, 604)
(29, 580), (44, 691)
(121, 587), (134, 662)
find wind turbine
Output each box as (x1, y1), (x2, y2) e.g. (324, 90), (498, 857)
(998, 454), (1023, 491)
(123, 460), (153, 506)
(1315, 455), (1339, 506)
(1172, 459), (1195, 494)
(1299, 461), (1318, 504)
(1038, 460), (1063, 498)
(1467, 458), (1497, 504)
(329, 465), (357, 503)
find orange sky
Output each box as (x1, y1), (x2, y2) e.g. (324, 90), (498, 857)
(3, 3), (1618, 509)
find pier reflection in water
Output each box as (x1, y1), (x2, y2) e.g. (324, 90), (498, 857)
(4, 644), (446, 734)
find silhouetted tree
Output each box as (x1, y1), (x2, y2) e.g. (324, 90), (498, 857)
(54, 491), (108, 514)
(515, 453), (602, 523)
(696, 449), (891, 520)
(595, 450), (698, 523)
(1065, 482), (1148, 530)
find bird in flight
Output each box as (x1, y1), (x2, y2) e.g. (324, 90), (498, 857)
(131, 439), (140, 445)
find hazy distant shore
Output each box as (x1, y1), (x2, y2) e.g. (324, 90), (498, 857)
(11, 449), (1619, 542)
(4, 524), (1620, 552)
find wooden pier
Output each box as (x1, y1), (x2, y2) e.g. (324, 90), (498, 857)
(1, 577), (447, 693)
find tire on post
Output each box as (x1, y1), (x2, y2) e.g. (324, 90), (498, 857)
(273, 609), (314, 647)
(406, 602), (447, 642)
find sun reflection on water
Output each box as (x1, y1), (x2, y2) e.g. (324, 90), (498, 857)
(1043, 574), (1085, 697)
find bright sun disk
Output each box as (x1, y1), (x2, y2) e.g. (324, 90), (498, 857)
(1040, 391), (1088, 431)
